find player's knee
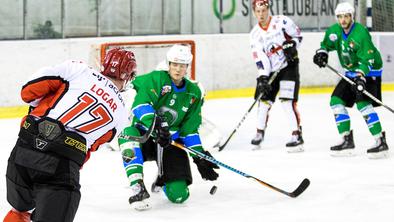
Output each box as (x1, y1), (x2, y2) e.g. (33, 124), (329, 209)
(329, 96), (345, 106)
(164, 180), (189, 204)
(279, 98), (294, 110)
(118, 126), (140, 144)
(355, 101), (371, 111)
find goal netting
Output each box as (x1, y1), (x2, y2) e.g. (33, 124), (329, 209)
(357, 0), (394, 31)
(89, 40), (196, 80)
(372, 0), (394, 31)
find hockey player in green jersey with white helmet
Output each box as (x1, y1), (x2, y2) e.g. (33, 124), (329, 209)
(119, 44), (219, 210)
(313, 2), (389, 158)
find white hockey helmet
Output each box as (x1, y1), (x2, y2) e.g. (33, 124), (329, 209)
(166, 44), (193, 65)
(335, 2), (355, 17)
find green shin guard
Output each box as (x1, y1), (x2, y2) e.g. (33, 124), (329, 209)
(330, 96), (351, 135)
(356, 101), (382, 136)
(165, 180), (190, 204)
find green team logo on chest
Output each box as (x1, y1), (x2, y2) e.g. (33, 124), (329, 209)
(340, 40), (356, 68)
(158, 107), (178, 125)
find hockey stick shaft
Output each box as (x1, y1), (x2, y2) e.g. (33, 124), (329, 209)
(326, 64), (394, 114)
(218, 71), (279, 151)
(172, 141), (310, 198)
(118, 114), (157, 143)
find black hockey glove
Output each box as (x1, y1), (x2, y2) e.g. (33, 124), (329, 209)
(282, 39), (298, 63)
(352, 75), (366, 97)
(193, 151), (219, 181)
(313, 49), (328, 68)
(154, 115), (172, 148)
(254, 75), (271, 100)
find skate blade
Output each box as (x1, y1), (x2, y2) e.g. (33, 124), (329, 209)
(367, 151), (389, 159)
(131, 200), (152, 211)
(286, 144), (304, 153)
(330, 149), (356, 157)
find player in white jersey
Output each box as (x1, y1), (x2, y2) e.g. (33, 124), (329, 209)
(250, 0), (304, 152)
(3, 48), (136, 222)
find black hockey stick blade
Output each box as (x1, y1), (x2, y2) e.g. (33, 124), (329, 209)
(288, 178), (310, 198)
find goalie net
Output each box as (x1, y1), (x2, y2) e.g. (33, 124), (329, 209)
(92, 40), (223, 150)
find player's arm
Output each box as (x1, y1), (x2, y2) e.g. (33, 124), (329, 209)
(354, 31), (378, 75)
(313, 27), (337, 68)
(281, 16), (302, 63)
(179, 93), (204, 153)
(250, 36), (271, 77)
(250, 36), (273, 98)
(21, 61), (70, 108)
(282, 16), (303, 48)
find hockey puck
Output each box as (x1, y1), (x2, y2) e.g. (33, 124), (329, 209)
(209, 185), (217, 195)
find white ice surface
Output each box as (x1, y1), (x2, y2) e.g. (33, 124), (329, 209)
(1, 92), (394, 222)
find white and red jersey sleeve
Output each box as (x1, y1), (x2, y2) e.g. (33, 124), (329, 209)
(21, 60), (130, 152)
(250, 15), (302, 77)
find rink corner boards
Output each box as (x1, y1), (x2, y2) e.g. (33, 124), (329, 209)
(1, 84), (394, 119)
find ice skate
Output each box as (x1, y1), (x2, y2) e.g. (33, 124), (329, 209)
(251, 129), (264, 150)
(129, 181), (151, 211)
(286, 128), (304, 153)
(330, 130), (355, 157)
(367, 132), (389, 159)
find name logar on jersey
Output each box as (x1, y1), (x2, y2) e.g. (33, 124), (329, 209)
(90, 84), (118, 112)
(91, 72), (125, 106)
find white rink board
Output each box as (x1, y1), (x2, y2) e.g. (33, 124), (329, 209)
(1, 33), (394, 106)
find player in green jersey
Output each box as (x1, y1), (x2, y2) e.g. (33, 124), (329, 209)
(119, 44), (219, 210)
(313, 2), (389, 158)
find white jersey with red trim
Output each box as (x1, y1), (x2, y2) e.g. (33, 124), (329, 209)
(250, 15), (302, 77)
(21, 60), (130, 151)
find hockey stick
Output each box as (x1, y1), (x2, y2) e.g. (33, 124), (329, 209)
(172, 141), (310, 198)
(326, 64), (394, 114)
(118, 114), (157, 143)
(218, 70), (279, 151)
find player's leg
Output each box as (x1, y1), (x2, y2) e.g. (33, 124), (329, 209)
(251, 100), (272, 146)
(119, 126), (151, 210)
(30, 153), (81, 222)
(31, 185), (81, 222)
(157, 141), (192, 203)
(4, 145), (34, 222)
(251, 73), (279, 147)
(329, 80), (356, 156)
(278, 65), (303, 152)
(164, 180), (190, 203)
(280, 99), (303, 152)
(7, 141), (82, 222)
(355, 77), (388, 158)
